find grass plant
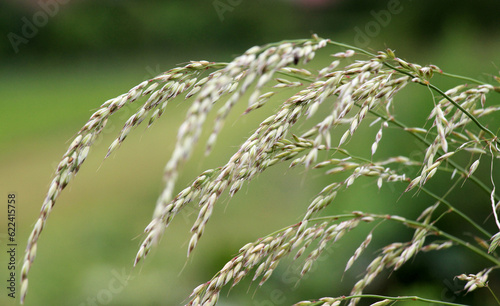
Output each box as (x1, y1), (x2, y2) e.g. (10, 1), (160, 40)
(22, 35), (500, 305)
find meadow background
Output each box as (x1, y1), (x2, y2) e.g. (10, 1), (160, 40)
(1, 0), (500, 305)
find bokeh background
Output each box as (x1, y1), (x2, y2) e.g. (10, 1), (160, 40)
(1, 0), (500, 305)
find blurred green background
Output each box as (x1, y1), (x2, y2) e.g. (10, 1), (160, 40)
(1, 0), (500, 305)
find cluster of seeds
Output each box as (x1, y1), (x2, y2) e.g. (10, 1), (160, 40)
(456, 267), (493, 293)
(346, 206), (447, 306)
(405, 83), (497, 192)
(186, 216), (365, 306)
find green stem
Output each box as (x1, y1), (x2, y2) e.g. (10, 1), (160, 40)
(326, 40), (376, 57)
(436, 227), (500, 266)
(441, 71), (488, 85)
(420, 186), (491, 238)
(487, 285), (500, 305)
(308, 213), (500, 266)
(276, 71), (314, 84)
(333, 294), (470, 306)
(396, 216), (500, 266)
